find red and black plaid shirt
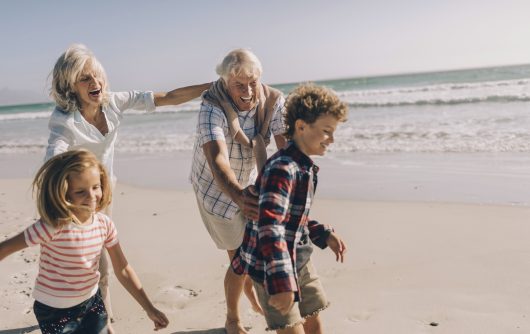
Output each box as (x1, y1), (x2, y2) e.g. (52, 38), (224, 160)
(231, 142), (332, 299)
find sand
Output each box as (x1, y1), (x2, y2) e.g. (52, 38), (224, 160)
(2, 176), (530, 333)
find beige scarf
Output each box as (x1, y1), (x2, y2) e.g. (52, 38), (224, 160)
(202, 79), (282, 171)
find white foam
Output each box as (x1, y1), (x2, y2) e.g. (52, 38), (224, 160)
(339, 78), (530, 107)
(0, 111), (52, 121)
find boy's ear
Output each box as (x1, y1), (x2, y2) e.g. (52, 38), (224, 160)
(295, 119), (306, 132)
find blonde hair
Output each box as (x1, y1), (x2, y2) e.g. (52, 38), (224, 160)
(33, 149), (112, 227)
(284, 83), (348, 140)
(216, 48), (263, 83)
(50, 44), (109, 113)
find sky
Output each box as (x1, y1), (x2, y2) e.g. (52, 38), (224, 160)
(1, 0), (530, 104)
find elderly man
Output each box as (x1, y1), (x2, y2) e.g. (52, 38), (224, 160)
(190, 49), (286, 333)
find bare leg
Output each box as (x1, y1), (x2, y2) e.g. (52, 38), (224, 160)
(225, 249), (248, 334)
(243, 274), (264, 315)
(303, 313), (323, 334)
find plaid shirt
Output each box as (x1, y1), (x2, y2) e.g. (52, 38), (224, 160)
(190, 97), (285, 219)
(231, 142), (332, 299)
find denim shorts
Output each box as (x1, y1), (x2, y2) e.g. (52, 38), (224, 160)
(33, 290), (108, 334)
(253, 260), (329, 331)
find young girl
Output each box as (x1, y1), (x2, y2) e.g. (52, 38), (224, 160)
(0, 149), (169, 333)
(45, 43), (210, 323)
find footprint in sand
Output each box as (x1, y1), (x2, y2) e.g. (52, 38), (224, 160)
(347, 310), (374, 323)
(153, 285), (200, 311)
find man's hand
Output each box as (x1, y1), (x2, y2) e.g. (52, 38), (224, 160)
(327, 232), (347, 263)
(239, 185), (259, 220)
(268, 291), (295, 315)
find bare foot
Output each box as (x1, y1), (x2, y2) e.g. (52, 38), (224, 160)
(225, 318), (248, 334)
(243, 276), (264, 315)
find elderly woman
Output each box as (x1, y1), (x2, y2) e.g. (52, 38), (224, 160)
(190, 49), (286, 333)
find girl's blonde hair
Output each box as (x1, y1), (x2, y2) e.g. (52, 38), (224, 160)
(50, 44), (109, 113)
(33, 149), (112, 227)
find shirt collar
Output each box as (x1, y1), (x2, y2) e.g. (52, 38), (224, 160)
(284, 141), (319, 174)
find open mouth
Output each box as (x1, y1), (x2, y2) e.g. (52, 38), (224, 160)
(240, 96), (252, 103)
(89, 89), (101, 97)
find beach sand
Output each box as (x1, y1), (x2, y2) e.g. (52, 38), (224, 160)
(2, 176), (530, 333)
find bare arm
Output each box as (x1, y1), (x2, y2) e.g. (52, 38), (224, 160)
(154, 82), (211, 107)
(107, 243), (168, 330)
(203, 140), (259, 220)
(0, 232), (28, 261)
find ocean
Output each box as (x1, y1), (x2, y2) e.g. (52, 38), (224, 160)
(1, 64), (530, 205)
(2, 64), (530, 155)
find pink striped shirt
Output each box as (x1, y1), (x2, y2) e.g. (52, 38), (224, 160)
(24, 212), (118, 308)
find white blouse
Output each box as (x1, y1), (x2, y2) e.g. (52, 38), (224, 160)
(45, 91), (155, 181)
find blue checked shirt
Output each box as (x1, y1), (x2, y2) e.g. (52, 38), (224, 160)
(190, 97), (285, 219)
(231, 142), (332, 300)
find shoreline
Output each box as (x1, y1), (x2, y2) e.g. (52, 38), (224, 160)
(3, 150), (528, 207)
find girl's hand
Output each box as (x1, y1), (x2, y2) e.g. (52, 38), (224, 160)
(327, 232), (347, 263)
(146, 307), (169, 331)
(268, 291), (295, 315)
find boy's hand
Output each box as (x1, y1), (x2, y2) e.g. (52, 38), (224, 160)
(327, 232), (347, 263)
(268, 291), (295, 315)
(146, 307), (169, 331)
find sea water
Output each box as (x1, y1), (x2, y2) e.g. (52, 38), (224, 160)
(1, 64), (530, 205)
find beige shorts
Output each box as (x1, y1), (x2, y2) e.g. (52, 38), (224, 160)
(253, 260), (329, 331)
(194, 193), (246, 250)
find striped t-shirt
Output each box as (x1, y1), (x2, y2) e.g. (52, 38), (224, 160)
(24, 212), (118, 308)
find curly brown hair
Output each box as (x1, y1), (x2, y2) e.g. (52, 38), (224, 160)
(283, 83), (348, 139)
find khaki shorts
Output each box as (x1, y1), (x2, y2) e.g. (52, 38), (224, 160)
(253, 260), (329, 331)
(194, 193), (246, 250)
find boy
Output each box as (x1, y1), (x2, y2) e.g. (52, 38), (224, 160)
(232, 83), (348, 333)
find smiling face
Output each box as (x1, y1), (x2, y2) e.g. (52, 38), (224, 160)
(294, 114), (340, 156)
(225, 73), (260, 111)
(66, 166), (102, 223)
(73, 61), (105, 111)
